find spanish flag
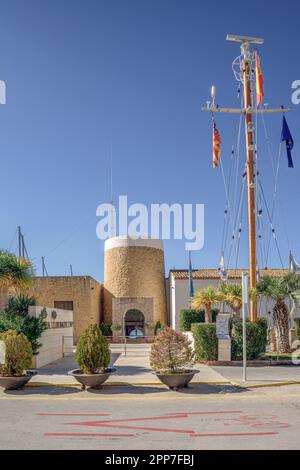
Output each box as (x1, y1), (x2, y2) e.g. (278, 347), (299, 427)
(213, 122), (221, 168)
(255, 51), (264, 106)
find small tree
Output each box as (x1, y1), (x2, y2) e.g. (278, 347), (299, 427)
(6, 294), (36, 316)
(76, 324), (110, 374)
(191, 287), (220, 322)
(150, 327), (194, 373)
(0, 293), (47, 355)
(0, 329), (33, 377)
(219, 283), (243, 318)
(254, 274), (300, 353)
(99, 322), (112, 337)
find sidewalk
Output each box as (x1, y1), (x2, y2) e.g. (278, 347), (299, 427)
(30, 344), (228, 386)
(29, 344), (300, 389)
(210, 365), (300, 388)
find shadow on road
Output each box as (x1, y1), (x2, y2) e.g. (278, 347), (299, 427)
(4, 386), (82, 396)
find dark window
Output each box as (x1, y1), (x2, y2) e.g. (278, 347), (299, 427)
(54, 301), (74, 311)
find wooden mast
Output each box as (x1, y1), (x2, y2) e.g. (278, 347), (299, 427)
(241, 42), (257, 321)
(202, 35), (290, 321)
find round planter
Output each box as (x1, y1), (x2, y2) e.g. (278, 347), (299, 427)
(0, 371), (35, 390)
(69, 368), (116, 390)
(154, 369), (199, 390)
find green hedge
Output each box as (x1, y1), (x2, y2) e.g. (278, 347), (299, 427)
(179, 309), (218, 331)
(231, 318), (267, 360)
(191, 318), (268, 362)
(191, 323), (218, 361)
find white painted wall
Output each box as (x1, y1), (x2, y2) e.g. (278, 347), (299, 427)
(169, 274), (281, 331)
(29, 306), (74, 368)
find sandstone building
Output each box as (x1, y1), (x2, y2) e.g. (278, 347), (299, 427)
(27, 236), (289, 338)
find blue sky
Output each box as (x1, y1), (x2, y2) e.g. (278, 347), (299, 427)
(0, 0), (299, 281)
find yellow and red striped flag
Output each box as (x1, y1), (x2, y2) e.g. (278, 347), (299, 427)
(255, 51), (264, 106)
(213, 122), (221, 168)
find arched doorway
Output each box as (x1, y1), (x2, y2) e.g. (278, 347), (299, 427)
(124, 309), (144, 338)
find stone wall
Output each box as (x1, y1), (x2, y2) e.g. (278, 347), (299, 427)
(104, 239), (167, 326)
(29, 276), (101, 338)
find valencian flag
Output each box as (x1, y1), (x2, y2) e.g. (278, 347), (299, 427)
(213, 122), (221, 168)
(281, 116), (294, 168)
(255, 51), (264, 106)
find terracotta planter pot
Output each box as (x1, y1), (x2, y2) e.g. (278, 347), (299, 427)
(0, 371), (35, 390)
(69, 368), (116, 390)
(154, 369), (199, 390)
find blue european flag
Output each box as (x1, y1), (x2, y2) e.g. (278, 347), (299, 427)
(281, 116), (294, 168)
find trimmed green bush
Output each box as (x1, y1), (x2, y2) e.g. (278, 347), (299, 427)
(99, 322), (112, 337)
(179, 309), (218, 331)
(191, 323), (218, 361)
(231, 318), (267, 360)
(0, 329), (33, 377)
(150, 327), (194, 373)
(76, 324), (110, 374)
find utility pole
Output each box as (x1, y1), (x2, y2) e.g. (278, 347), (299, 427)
(18, 226), (22, 260)
(42, 257), (48, 277)
(70, 264), (73, 276)
(21, 234), (25, 258)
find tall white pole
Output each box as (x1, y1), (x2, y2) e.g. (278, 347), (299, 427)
(242, 272), (249, 382)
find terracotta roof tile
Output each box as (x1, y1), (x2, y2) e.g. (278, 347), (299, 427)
(169, 269), (289, 280)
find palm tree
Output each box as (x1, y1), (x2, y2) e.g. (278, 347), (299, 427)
(255, 274), (300, 353)
(219, 283), (243, 318)
(191, 287), (220, 322)
(0, 251), (33, 309)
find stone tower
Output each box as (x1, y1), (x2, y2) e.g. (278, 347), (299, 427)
(103, 237), (167, 336)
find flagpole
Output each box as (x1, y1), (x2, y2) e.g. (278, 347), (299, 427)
(241, 40), (257, 321)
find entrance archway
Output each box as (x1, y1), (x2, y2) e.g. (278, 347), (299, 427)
(124, 309), (144, 338)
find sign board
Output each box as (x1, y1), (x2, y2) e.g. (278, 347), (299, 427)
(216, 313), (231, 340)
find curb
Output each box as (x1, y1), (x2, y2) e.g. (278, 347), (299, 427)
(230, 380), (300, 389)
(24, 380), (300, 389)
(26, 380), (231, 388)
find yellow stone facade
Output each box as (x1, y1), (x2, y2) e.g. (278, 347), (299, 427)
(29, 276), (101, 338)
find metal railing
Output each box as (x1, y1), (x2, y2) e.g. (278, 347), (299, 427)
(63, 335), (154, 356)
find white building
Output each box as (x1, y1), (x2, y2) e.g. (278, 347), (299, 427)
(168, 268), (289, 330)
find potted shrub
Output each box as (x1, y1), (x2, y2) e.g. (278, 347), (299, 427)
(150, 327), (198, 390)
(0, 329), (34, 390)
(70, 324), (115, 390)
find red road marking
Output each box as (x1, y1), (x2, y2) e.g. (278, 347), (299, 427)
(165, 410), (242, 416)
(191, 432), (278, 437)
(94, 423), (194, 434)
(45, 433), (133, 437)
(64, 414), (194, 434)
(37, 413), (110, 417)
(215, 414), (290, 429)
(96, 415), (188, 423)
